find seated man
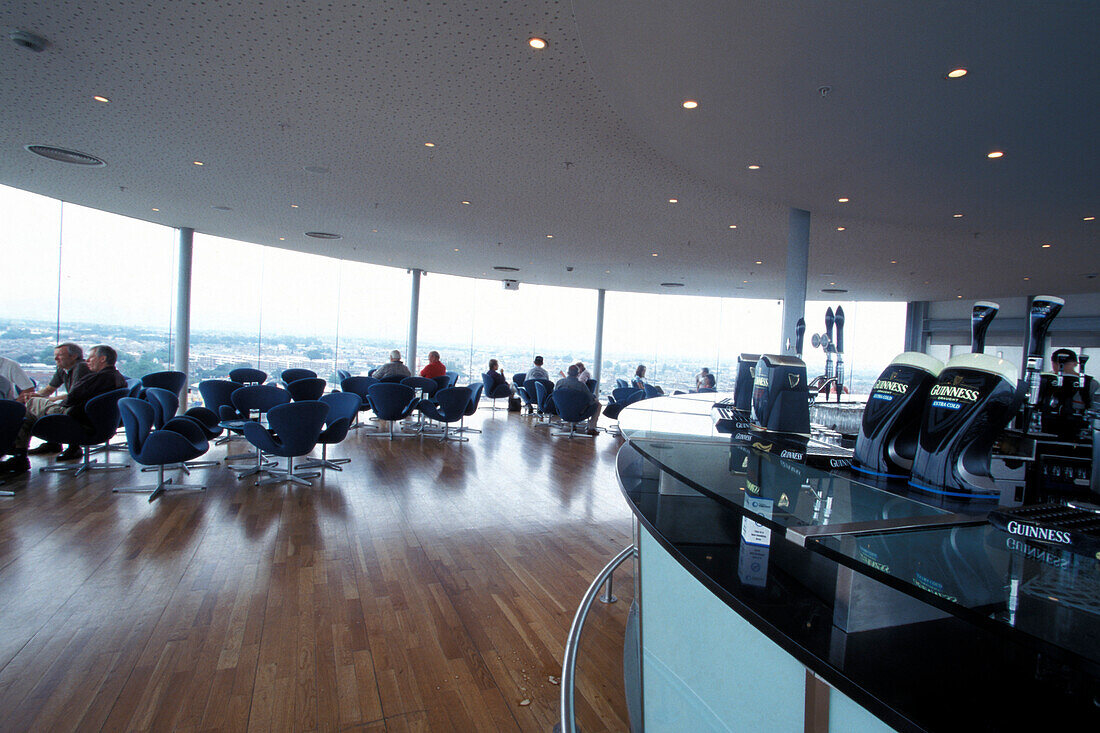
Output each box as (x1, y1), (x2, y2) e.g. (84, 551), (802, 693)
(372, 349), (413, 380)
(0, 355), (34, 400)
(419, 350), (447, 379)
(525, 355), (550, 382)
(554, 364), (602, 435)
(695, 367), (716, 391)
(0, 344), (128, 476)
(20, 342), (90, 458)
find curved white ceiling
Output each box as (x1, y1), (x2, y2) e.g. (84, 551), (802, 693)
(1, 0), (1096, 301)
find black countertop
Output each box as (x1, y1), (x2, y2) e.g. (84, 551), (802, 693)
(618, 394), (1100, 731)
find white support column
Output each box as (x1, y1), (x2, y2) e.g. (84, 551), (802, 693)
(781, 208), (810, 355)
(174, 227), (194, 411)
(408, 268), (422, 370)
(593, 289), (606, 392)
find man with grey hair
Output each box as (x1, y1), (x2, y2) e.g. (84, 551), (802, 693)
(553, 364), (602, 435)
(372, 349), (412, 380)
(1, 345), (127, 476)
(21, 343), (90, 457)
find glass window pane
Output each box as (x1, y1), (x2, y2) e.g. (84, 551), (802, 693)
(256, 248), (340, 382)
(335, 261), (410, 376)
(604, 292), (782, 393)
(190, 234), (265, 380)
(0, 184), (63, 385)
(56, 202), (176, 377)
(802, 300), (908, 394)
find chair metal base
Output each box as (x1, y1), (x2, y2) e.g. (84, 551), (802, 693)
(365, 420), (418, 440)
(40, 446), (130, 476)
(141, 458), (219, 473)
(114, 467), (207, 502)
(255, 456), (320, 486)
(298, 444), (351, 471)
(551, 423), (596, 439)
(433, 424), (468, 442)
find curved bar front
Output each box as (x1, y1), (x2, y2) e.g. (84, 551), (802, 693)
(616, 394), (1100, 732)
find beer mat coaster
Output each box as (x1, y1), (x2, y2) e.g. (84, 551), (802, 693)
(989, 502), (1100, 559)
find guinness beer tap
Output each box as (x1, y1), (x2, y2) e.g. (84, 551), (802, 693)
(824, 308), (835, 399)
(834, 306), (845, 402)
(795, 317), (806, 360)
(1022, 295), (1064, 432)
(970, 301), (999, 354)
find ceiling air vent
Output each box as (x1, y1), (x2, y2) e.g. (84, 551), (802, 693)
(25, 145), (106, 166)
(821, 287), (849, 294)
(660, 282), (685, 288)
(305, 231), (342, 239)
(493, 266), (520, 272)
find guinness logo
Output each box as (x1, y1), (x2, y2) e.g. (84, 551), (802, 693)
(953, 375), (964, 386)
(788, 373), (800, 388)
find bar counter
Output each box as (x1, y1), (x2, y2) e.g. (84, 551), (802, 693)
(616, 393), (1100, 731)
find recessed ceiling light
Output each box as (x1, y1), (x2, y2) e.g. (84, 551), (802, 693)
(829, 282), (836, 286)
(1084, 216), (1095, 221)
(953, 213), (964, 218)
(987, 151), (1004, 159)
(424, 142), (435, 147)
(193, 160), (204, 166)
(747, 164), (761, 170)
(682, 100), (698, 109)
(605, 270), (610, 274)
(279, 237), (286, 241)
(755, 260), (763, 265)
(957, 295), (963, 298)
(743, 280), (749, 284)
(837, 197), (849, 203)
(947, 68), (968, 78)
(371, 229), (378, 233)
(25, 145), (106, 166)
(836, 226), (846, 231)
(461, 200), (471, 205)
(151, 207), (159, 212)
(454, 248), (459, 252)
(1041, 243), (1052, 248)
(1023, 276), (1031, 281)
(651, 253), (658, 257)
(528, 37), (547, 49)
(546, 234), (553, 238)
(728, 224), (737, 229)
(290, 204), (298, 208)
(93, 95), (109, 103)
(668, 198), (678, 203)
(890, 260), (898, 264)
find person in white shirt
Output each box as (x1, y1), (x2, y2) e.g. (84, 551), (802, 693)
(525, 356), (550, 382)
(0, 356), (33, 400)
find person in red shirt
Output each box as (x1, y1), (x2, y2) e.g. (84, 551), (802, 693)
(419, 350), (447, 379)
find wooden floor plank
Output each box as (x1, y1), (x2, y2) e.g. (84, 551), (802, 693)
(0, 408), (634, 731)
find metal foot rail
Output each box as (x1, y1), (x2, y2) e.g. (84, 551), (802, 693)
(559, 544), (637, 733)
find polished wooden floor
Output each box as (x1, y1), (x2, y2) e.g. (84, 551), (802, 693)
(0, 409), (635, 731)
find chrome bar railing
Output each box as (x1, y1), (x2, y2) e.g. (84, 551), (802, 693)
(559, 544), (637, 733)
